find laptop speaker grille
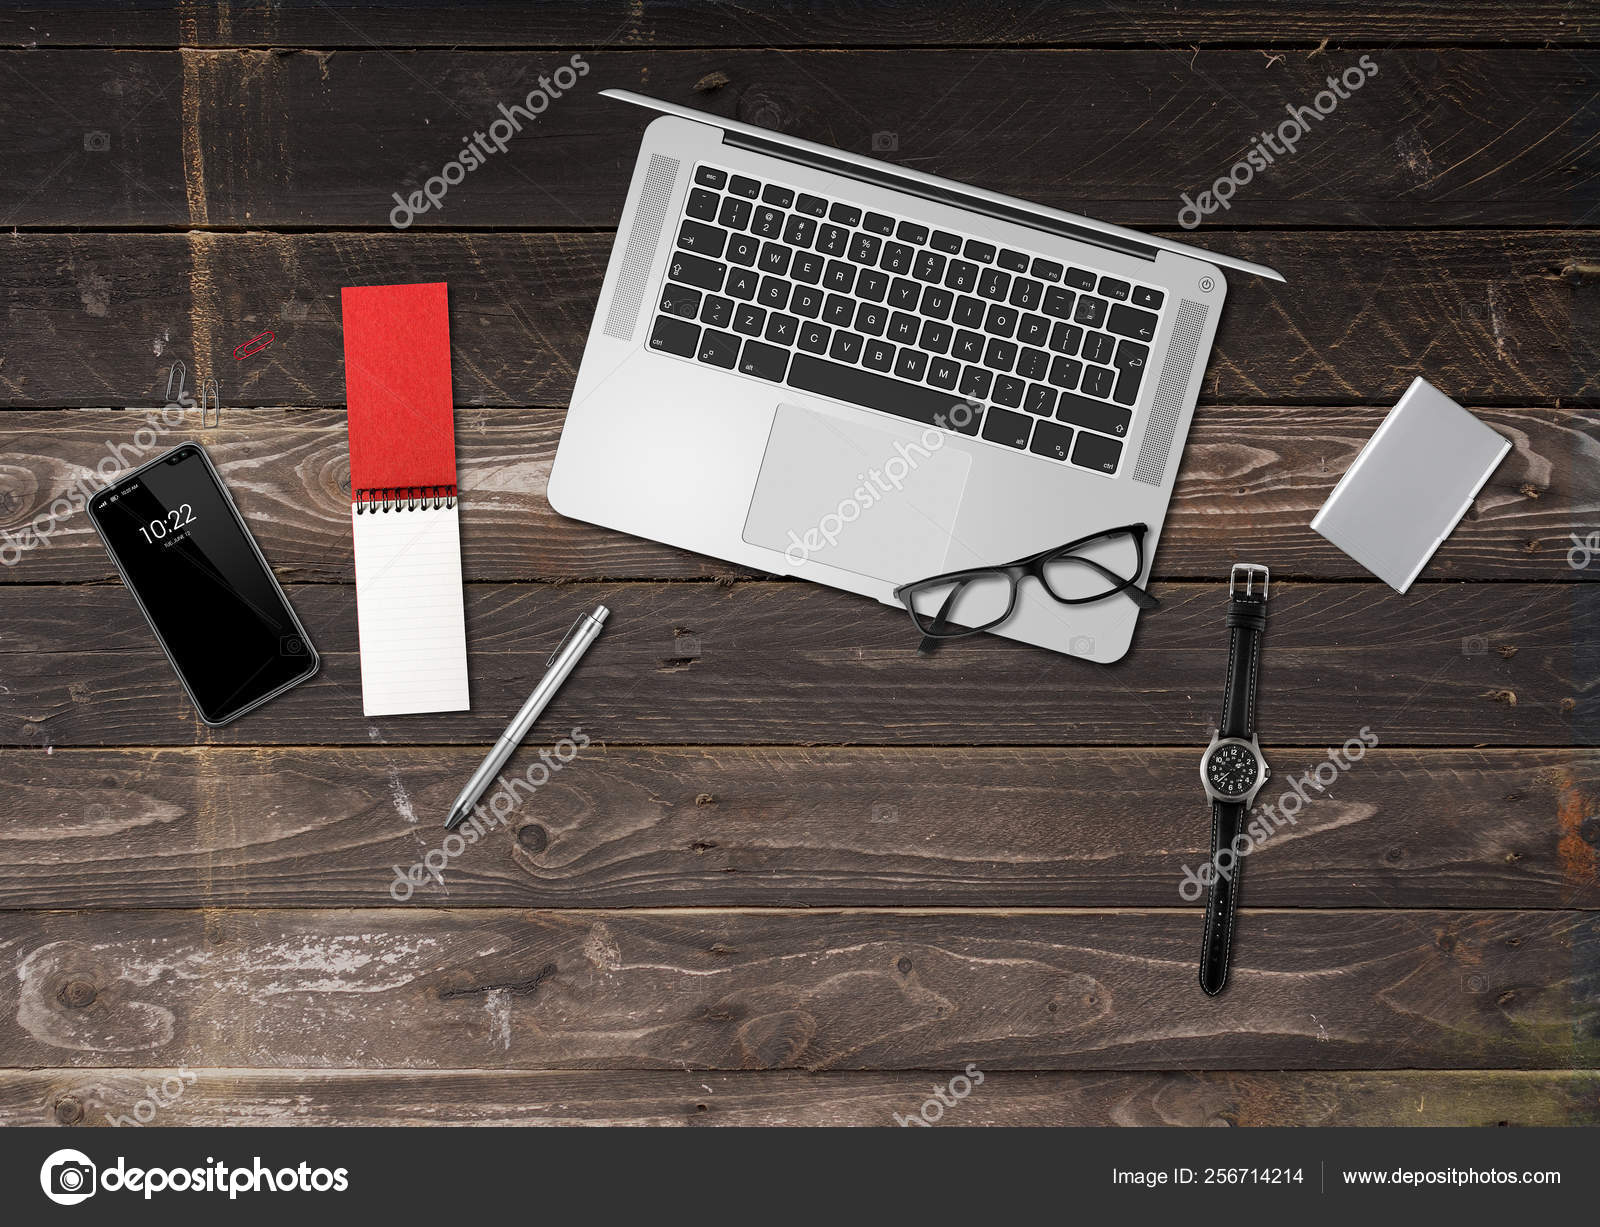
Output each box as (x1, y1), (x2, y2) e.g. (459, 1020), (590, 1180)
(1132, 298), (1208, 487)
(603, 152), (681, 342)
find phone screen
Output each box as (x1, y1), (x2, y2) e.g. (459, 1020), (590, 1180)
(90, 444), (317, 724)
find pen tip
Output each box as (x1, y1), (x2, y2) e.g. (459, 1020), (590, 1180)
(592, 604), (610, 624)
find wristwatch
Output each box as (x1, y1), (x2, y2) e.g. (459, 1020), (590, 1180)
(1197, 563), (1272, 996)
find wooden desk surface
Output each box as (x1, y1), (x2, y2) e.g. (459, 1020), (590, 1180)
(0, 2), (1595, 1126)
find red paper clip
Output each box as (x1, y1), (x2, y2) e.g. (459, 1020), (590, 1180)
(232, 330), (275, 361)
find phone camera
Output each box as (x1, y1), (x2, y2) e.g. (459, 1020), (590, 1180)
(280, 635), (305, 656)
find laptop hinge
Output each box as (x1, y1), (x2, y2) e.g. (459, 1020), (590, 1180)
(724, 129), (1158, 263)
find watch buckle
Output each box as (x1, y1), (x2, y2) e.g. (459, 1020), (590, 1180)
(1229, 563), (1270, 601)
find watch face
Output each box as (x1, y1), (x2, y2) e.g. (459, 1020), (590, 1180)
(1206, 742), (1259, 799)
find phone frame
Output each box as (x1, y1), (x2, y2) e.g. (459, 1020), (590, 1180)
(87, 441), (320, 725)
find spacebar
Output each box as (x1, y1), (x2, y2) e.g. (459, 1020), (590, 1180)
(786, 354), (981, 435)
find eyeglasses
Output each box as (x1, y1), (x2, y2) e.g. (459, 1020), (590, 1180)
(893, 523), (1159, 653)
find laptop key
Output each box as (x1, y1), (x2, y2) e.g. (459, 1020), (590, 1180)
(992, 375), (1025, 407)
(798, 321), (830, 354)
(1056, 391), (1131, 437)
(740, 339), (790, 381)
(752, 207), (784, 239)
(733, 304), (766, 336)
(1082, 331), (1115, 365)
(649, 315), (699, 358)
(1112, 338), (1148, 404)
(729, 175), (761, 198)
(931, 230), (963, 254)
(1024, 383), (1057, 416)
(726, 268), (759, 300)
(881, 242), (914, 275)
(695, 166), (728, 189)
(762, 184), (794, 207)
(759, 243), (792, 275)
(982, 406), (1033, 449)
(889, 278), (921, 310)
(863, 339), (895, 371)
(791, 252), (825, 284)
(1017, 313), (1050, 346)
(667, 252), (726, 291)
(765, 313), (798, 345)
(952, 330), (985, 362)
(830, 330), (865, 363)
(1016, 347), (1049, 381)
(921, 286), (953, 320)
(719, 196), (752, 230)
(817, 224), (849, 256)
(1082, 365), (1115, 400)
(1072, 431), (1123, 474)
(888, 312), (919, 344)
(1049, 321), (1083, 355)
(855, 303), (888, 336)
(855, 268), (889, 302)
(964, 239), (997, 263)
(864, 212), (896, 236)
(790, 286), (824, 318)
(702, 294), (734, 328)
(1031, 258), (1063, 282)
(1030, 420), (1075, 462)
(1098, 276), (1130, 301)
(660, 283), (701, 318)
(979, 339), (1017, 371)
(978, 267), (1011, 300)
(1107, 302), (1160, 342)
(787, 354), (982, 435)
(783, 214), (818, 247)
(686, 188), (720, 222)
(984, 304), (1017, 338)
(823, 294), (855, 326)
(1065, 267), (1097, 291)
(726, 234), (760, 267)
(998, 249), (1030, 273)
(697, 328), (740, 369)
(829, 202), (862, 226)
(928, 356), (960, 389)
(959, 365), (993, 400)
(797, 193), (829, 217)
(848, 233), (883, 265)
(1009, 278), (1043, 310)
(824, 260), (855, 291)
(1074, 296), (1109, 328)
(1043, 287), (1076, 319)
(945, 260), (979, 292)
(758, 276), (790, 309)
(920, 319), (953, 353)
(897, 221), (930, 244)
(913, 250), (947, 283)
(953, 295), (985, 327)
(1049, 355), (1083, 389)
(1132, 285), (1165, 309)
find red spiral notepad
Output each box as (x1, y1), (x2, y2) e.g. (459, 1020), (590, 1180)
(342, 282), (470, 717)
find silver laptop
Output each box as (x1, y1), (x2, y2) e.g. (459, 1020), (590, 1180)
(549, 90), (1283, 662)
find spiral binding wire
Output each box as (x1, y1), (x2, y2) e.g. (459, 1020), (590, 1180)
(354, 486), (457, 513)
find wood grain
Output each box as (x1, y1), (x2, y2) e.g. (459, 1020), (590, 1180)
(1, 908), (1594, 1070)
(1, 404), (1591, 583)
(2, 747), (1595, 910)
(4, 3), (1592, 49)
(0, 581), (1591, 748)
(0, 231), (1596, 409)
(5, 1068), (1597, 1127)
(2, 49), (1595, 228)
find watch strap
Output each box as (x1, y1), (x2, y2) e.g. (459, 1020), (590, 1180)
(1200, 565), (1269, 996)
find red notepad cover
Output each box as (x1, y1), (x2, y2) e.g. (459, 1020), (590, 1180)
(341, 282), (457, 494)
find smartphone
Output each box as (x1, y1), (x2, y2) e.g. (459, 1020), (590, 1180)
(88, 442), (319, 725)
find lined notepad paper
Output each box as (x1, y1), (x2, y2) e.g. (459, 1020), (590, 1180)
(350, 504), (470, 716)
(342, 281), (471, 717)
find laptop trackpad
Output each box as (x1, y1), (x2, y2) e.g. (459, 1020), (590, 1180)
(742, 402), (971, 582)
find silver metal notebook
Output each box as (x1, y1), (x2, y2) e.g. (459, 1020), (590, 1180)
(1311, 378), (1510, 592)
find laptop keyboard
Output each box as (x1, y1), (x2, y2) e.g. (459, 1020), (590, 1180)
(646, 162), (1167, 477)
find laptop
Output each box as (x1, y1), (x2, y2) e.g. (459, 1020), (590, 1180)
(549, 90), (1284, 662)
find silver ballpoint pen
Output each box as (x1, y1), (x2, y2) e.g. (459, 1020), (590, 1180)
(444, 604), (608, 829)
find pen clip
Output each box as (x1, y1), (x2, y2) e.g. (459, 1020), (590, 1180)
(548, 612), (590, 667)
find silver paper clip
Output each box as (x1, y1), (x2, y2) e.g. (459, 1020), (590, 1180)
(200, 378), (221, 428)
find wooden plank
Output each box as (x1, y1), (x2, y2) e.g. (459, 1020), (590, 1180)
(3, 747), (1594, 910)
(0, 49), (1595, 229)
(0, 232), (1594, 409)
(1, 908), (1593, 1069)
(4, 1068), (1597, 1127)
(1, 4), (1590, 49)
(0, 581), (1590, 747)
(2, 405), (1588, 583)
